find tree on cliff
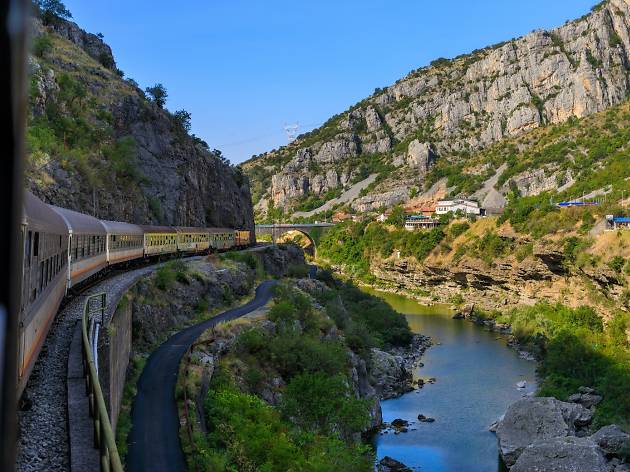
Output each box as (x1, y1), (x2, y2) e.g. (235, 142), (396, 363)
(33, 0), (72, 24)
(145, 83), (168, 108)
(173, 109), (192, 132)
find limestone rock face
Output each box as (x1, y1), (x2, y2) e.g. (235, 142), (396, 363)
(510, 436), (609, 472)
(370, 348), (412, 399)
(352, 189), (409, 212)
(26, 18), (254, 233)
(245, 0), (630, 213)
(406, 140), (435, 171)
(496, 397), (592, 466)
(43, 17), (116, 70)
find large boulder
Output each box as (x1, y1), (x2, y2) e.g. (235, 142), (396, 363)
(370, 349), (412, 399)
(377, 456), (412, 472)
(511, 436), (609, 472)
(496, 397), (592, 466)
(591, 424), (630, 456)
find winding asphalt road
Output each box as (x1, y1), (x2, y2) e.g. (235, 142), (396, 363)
(127, 279), (277, 472)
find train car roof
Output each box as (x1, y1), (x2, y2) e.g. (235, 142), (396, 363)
(100, 220), (144, 235)
(175, 226), (209, 233)
(49, 205), (106, 235)
(139, 225), (177, 234)
(207, 227), (235, 234)
(23, 192), (69, 234)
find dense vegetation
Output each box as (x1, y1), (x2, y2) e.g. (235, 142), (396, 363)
(318, 219), (446, 280)
(187, 276), (413, 471)
(475, 303), (630, 428)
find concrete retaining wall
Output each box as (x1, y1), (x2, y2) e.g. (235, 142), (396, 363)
(97, 292), (133, 432)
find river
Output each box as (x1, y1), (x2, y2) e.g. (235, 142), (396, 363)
(364, 288), (537, 472)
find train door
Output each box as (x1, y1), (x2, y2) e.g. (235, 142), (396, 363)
(65, 232), (73, 290)
(17, 224), (28, 383)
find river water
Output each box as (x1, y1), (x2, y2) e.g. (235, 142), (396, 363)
(365, 288), (537, 472)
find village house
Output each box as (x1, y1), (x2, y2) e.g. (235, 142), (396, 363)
(404, 215), (440, 231)
(606, 215), (630, 230)
(435, 199), (482, 216)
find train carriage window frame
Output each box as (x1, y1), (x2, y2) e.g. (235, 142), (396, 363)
(26, 231), (32, 266)
(33, 231), (39, 258)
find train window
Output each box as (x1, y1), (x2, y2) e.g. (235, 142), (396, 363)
(39, 262), (44, 292)
(26, 231), (32, 266)
(34, 232), (39, 258)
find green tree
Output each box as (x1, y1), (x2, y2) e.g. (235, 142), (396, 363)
(36, 0), (72, 24)
(173, 109), (191, 132)
(32, 34), (53, 58)
(385, 205), (405, 226)
(145, 83), (168, 108)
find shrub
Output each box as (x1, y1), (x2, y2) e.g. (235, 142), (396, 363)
(608, 255), (626, 273)
(155, 264), (176, 290)
(32, 34), (53, 58)
(287, 263), (309, 278)
(281, 372), (371, 438)
(235, 327), (268, 354)
(449, 222), (470, 239)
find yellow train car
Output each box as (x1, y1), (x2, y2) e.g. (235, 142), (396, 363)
(235, 230), (251, 247)
(208, 228), (235, 251)
(176, 227), (210, 253)
(141, 225), (177, 256)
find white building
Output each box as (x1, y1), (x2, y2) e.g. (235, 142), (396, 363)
(435, 199), (481, 216)
(404, 216), (440, 231)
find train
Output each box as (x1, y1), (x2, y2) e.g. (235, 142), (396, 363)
(18, 191), (252, 397)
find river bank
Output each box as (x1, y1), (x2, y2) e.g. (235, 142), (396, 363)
(362, 287), (537, 472)
(356, 280), (630, 471)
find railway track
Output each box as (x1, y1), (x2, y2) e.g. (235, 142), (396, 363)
(15, 263), (161, 472)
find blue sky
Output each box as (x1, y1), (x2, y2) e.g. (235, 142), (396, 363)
(63, 1), (596, 163)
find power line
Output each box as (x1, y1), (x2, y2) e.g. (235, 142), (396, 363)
(214, 121), (324, 148)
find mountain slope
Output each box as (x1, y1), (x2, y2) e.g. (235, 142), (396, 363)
(244, 0), (630, 220)
(26, 14), (254, 231)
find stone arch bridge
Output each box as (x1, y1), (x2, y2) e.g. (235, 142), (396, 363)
(255, 223), (336, 248)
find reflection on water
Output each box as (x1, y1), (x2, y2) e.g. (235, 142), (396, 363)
(364, 288), (536, 472)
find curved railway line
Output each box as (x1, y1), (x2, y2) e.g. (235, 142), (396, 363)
(15, 191), (255, 471)
(18, 192), (251, 399)
(16, 264), (160, 472)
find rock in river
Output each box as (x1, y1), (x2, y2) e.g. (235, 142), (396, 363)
(377, 456), (412, 472)
(590, 424), (630, 456)
(496, 397), (592, 466)
(511, 436), (609, 472)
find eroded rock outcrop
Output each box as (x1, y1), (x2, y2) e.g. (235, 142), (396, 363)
(496, 397), (593, 467)
(496, 393), (630, 471)
(511, 436), (609, 472)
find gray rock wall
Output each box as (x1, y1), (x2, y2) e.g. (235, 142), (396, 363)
(26, 17), (254, 232)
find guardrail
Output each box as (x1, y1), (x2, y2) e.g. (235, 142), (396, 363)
(81, 292), (123, 472)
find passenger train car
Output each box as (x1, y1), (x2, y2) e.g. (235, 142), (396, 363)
(17, 192), (251, 396)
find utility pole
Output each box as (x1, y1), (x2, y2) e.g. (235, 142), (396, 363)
(284, 123), (299, 143)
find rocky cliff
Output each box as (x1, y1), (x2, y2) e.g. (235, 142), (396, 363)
(244, 0), (630, 217)
(26, 15), (254, 232)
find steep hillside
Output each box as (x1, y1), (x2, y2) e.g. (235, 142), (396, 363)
(316, 90), (630, 312)
(244, 0), (630, 220)
(26, 13), (254, 231)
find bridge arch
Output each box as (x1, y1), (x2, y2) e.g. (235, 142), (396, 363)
(254, 223), (335, 255)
